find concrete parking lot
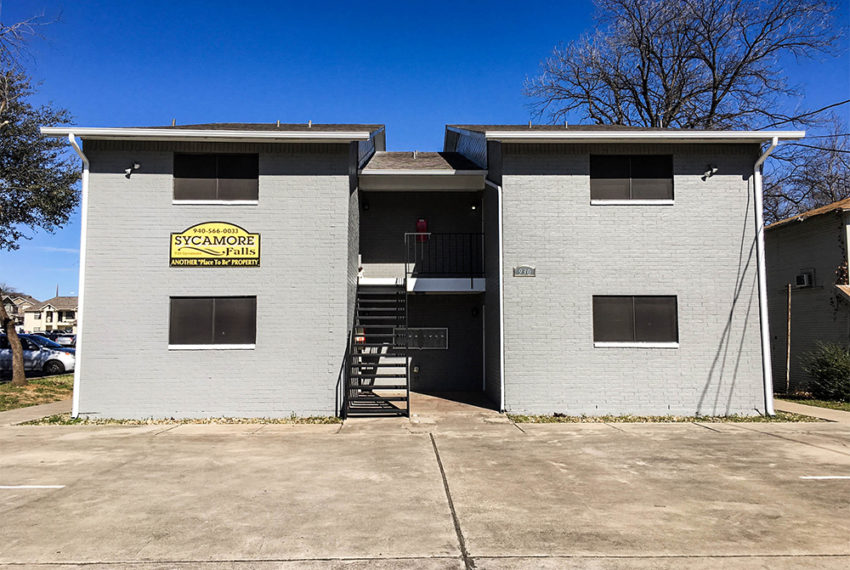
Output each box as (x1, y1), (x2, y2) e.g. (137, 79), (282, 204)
(0, 408), (849, 569)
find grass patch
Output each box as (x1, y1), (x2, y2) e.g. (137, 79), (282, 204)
(507, 411), (820, 423)
(23, 413), (343, 426)
(777, 398), (850, 413)
(0, 374), (73, 412)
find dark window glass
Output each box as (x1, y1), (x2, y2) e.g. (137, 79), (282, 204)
(590, 155), (630, 200)
(593, 296), (678, 343)
(634, 296), (678, 342)
(590, 155), (673, 201)
(213, 297), (256, 344)
(0, 336), (9, 349)
(169, 297), (256, 345)
(170, 298), (214, 344)
(593, 296), (635, 342)
(173, 154), (217, 200)
(173, 154), (258, 201)
(631, 155), (673, 200)
(217, 154), (259, 200)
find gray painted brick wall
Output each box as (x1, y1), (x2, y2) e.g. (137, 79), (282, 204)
(766, 213), (850, 393)
(78, 141), (352, 418)
(497, 143), (766, 416)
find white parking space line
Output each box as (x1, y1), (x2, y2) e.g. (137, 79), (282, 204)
(799, 476), (850, 480)
(0, 485), (66, 489)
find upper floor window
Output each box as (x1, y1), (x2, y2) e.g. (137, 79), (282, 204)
(590, 155), (673, 203)
(173, 153), (259, 203)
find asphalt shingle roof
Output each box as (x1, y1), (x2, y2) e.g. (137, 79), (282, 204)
(146, 123), (384, 133)
(362, 152), (483, 171)
(29, 296), (78, 311)
(766, 197), (850, 230)
(448, 124), (671, 133)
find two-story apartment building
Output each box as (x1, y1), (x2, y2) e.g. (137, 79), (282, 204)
(766, 198), (850, 393)
(23, 296), (78, 333)
(2, 293), (40, 331)
(41, 123), (803, 419)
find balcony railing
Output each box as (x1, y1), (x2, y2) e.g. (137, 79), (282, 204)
(404, 233), (484, 278)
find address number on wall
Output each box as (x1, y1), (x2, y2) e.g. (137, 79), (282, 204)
(513, 265), (536, 277)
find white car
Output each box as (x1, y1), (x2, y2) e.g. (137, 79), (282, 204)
(0, 334), (76, 376)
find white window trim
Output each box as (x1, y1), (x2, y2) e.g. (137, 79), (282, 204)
(168, 344), (256, 350)
(590, 199), (674, 206)
(172, 199), (258, 206)
(594, 342), (679, 349)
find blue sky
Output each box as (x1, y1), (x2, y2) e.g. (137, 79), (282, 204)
(1, 0), (849, 300)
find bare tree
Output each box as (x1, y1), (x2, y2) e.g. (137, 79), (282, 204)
(0, 11), (47, 126)
(764, 118), (850, 223)
(524, 0), (841, 129)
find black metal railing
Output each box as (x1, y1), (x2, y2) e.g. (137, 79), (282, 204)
(404, 233), (484, 278)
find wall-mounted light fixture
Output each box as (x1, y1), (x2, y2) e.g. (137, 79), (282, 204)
(124, 161), (141, 178)
(702, 164), (718, 180)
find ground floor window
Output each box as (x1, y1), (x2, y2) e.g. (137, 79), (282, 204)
(169, 296), (256, 348)
(592, 295), (678, 346)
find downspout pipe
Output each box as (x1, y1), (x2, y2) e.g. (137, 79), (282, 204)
(485, 179), (506, 412)
(754, 136), (779, 416)
(67, 134), (89, 418)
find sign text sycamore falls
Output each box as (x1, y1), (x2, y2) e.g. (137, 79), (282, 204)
(170, 222), (261, 267)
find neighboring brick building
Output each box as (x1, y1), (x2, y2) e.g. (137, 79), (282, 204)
(41, 123), (803, 419)
(766, 198), (850, 393)
(23, 296), (78, 333)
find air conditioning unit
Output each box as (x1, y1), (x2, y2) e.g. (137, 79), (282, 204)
(795, 271), (813, 288)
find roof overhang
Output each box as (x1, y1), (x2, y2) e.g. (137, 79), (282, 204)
(358, 170), (487, 191)
(40, 126), (375, 143)
(447, 126), (806, 144)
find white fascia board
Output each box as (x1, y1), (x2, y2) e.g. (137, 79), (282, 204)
(40, 126), (373, 142)
(406, 278), (485, 293)
(481, 130), (805, 143)
(358, 169), (487, 176)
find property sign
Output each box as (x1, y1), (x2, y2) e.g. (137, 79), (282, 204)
(513, 265), (535, 277)
(170, 222), (260, 267)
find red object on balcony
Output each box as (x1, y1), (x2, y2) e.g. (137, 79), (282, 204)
(416, 218), (428, 242)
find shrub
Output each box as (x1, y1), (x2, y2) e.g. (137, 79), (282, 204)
(802, 342), (850, 402)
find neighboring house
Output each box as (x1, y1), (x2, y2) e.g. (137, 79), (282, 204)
(2, 294), (41, 330)
(24, 296), (78, 333)
(40, 123), (802, 419)
(3, 293), (41, 323)
(766, 198), (850, 393)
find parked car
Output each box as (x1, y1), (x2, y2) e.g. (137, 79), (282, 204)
(0, 334), (76, 376)
(54, 334), (76, 347)
(24, 334), (76, 355)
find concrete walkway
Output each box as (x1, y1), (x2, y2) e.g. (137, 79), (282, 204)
(775, 398), (850, 423)
(0, 398), (71, 426)
(1, 410), (849, 568)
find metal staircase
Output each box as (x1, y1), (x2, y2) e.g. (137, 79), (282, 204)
(344, 284), (410, 417)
